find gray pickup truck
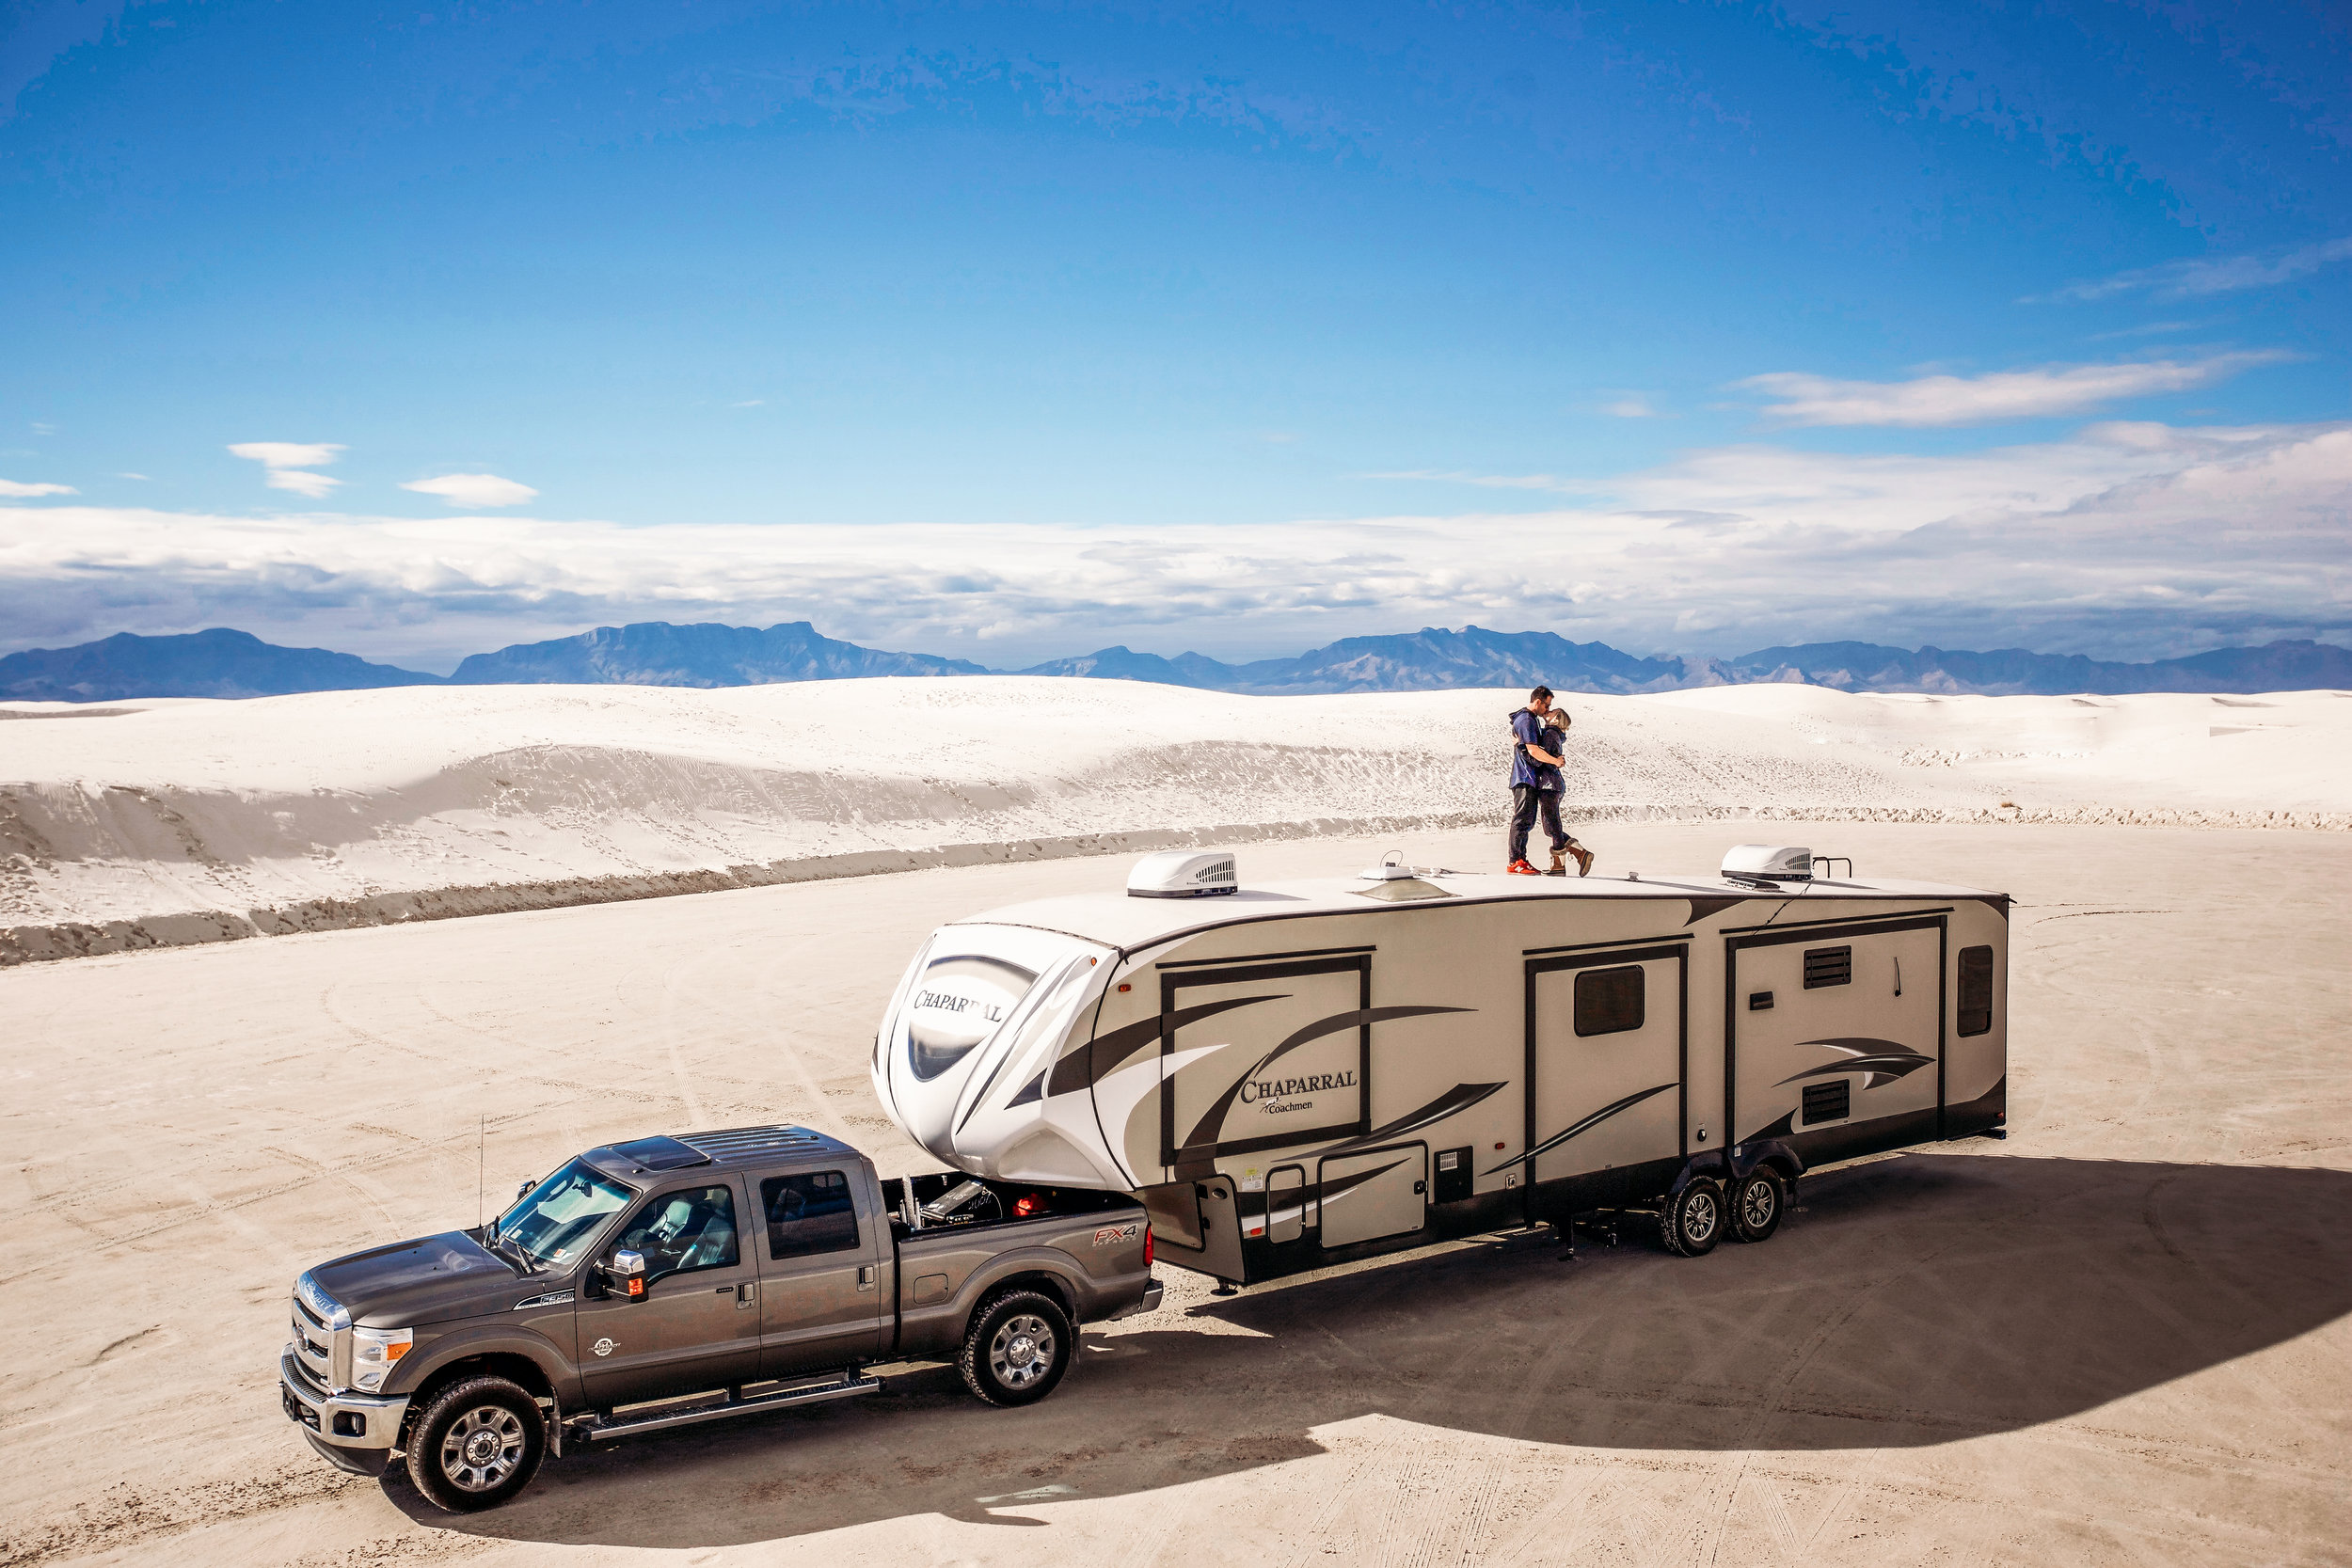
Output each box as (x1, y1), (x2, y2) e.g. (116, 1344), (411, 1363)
(278, 1124), (1160, 1512)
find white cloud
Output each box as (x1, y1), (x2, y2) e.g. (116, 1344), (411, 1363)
(229, 441), (345, 499)
(6, 420), (2345, 665)
(229, 441), (345, 471)
(1738, 354), (2288, 428)
(400, 473), (538, 509)
(731, 399), (766, 408)
(2037, 237), (2352, 303)
(0, 479), (77, 498)
(1598, 394), (1661, 419)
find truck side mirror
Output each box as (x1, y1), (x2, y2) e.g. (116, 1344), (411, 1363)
(605, 1249), (647, 1301)
(516, 1179), (533, 1200)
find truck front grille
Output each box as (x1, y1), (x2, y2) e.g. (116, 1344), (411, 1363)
(291, 1278), (349, 1391)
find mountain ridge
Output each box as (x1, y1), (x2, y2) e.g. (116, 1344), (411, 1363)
(6, 621), (2347, 703)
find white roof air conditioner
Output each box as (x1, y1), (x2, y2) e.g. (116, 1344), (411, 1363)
(1126, 850), (1240, 899)
(1722, 844), (1813, 881)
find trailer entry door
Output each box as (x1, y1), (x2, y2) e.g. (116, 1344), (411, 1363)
(1525, 943), (1687, 1197)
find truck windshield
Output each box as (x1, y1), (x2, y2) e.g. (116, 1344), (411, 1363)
(497, 1159), (634, 1267)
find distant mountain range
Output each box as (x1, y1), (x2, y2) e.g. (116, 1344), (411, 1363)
(4, 621), (2347, 703)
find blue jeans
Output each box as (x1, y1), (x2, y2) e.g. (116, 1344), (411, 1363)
(1508, 786), (1567, 863)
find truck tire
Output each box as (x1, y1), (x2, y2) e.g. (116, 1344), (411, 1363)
(959, 1290), (1073, 1407)
(1659, 1178), (1724, 1258)
(404, 1375), (546, 1513)
(1728, 1167), (1787, 1243)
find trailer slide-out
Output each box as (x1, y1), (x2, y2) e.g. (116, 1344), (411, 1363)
(872, 844), (2009, 1279)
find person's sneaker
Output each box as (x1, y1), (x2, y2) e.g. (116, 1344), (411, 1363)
(1570, 842), (1596, 878)
(1507, 859), (1540, 876)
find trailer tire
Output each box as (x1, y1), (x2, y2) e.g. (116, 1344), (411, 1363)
(959, 1290), (1073, 1407)
(404, 1375), (545, 1513)
(1728, 1167), (1786, 1243)
(1659, 1178), (1724, 1257)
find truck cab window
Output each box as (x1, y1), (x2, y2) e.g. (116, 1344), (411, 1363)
(613, 1184), (739, 1282)
(763, 1170), (861, 1259)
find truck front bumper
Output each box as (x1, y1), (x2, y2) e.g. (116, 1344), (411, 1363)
(279, 1347), (410, 1477)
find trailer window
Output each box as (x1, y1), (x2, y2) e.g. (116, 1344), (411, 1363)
(1803, 946), (1851, 989)
(1573, 965), (1645, 1037)
(1957, 945), (1994, 1036)
(906, 954), (1041, 1081)
(762, 1171), (861, 1259)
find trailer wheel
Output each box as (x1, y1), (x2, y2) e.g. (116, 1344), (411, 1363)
(959, 1290), (1073, 1407)
(1728, 1167), (1786, 1243)
(405, 1375), (545, 1513)
(1659, 1178), (1724, 1257)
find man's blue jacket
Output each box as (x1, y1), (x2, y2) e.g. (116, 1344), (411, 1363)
(1509, 708), (1565, 791)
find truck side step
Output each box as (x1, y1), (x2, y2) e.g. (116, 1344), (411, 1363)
(574, 1372), (882, 1444)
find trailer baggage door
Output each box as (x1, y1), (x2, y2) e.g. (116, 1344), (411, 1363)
(1729, 917), (1943, 1153)
(1525, 944), (1687, 1196)
(1317, 1144), (1428, 1246)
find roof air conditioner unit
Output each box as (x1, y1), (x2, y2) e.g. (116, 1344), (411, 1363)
(1126, 850), (1239, 899)
(1721, 844), (1812, 882)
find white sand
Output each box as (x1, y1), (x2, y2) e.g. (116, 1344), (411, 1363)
(4, 678), (2346, 959)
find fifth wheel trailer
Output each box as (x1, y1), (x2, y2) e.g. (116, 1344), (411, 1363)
(871, 846), (2009, 1281)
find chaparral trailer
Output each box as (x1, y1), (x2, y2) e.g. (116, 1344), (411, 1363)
(872, 845), (2009, 1280)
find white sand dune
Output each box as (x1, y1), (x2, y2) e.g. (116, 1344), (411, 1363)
(3, 677), (2346, 961)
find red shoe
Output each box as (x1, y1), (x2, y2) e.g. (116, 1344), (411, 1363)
(1507, 859), (1540, 875)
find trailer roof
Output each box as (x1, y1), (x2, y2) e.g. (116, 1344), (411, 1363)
(950, 864), (2008, 953)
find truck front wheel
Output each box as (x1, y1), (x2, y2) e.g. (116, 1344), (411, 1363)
(960, 1290), (1073, 1407)
(405, 1375), (546, 1513)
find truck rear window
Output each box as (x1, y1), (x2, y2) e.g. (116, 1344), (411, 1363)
(764, 1171), (861, 1259)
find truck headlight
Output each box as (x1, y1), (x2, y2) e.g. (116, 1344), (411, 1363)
(351, 1327), (412, 1391)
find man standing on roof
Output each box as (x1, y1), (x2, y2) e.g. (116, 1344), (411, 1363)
(1507, 687), (1595, 877)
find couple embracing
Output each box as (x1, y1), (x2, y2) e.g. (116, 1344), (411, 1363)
(1507, 685), (1595, 878)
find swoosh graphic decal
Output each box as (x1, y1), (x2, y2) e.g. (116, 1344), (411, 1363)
(1772, 1037), (1933, 1091)
(1483, 1082), (1677, 1177)
(1316, 1081), (1507, 1160)
(1174, 1005), (1472, 1159)
(1041, 994), (1285, 1098)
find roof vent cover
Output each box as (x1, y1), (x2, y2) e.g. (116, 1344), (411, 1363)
(1127, 850), (1239, 899)
(1722, 844), (1813, 882)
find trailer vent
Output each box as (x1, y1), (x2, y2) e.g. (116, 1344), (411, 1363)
(1803, 945), (1851, 989)
(1802, 1081), (1851, 1125)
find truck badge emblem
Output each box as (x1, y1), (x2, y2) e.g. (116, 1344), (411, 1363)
(1092, 1223), (1140, 1247)
(593, 1338), (615, 1357)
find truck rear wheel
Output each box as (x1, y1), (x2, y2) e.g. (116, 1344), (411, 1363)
(405, 1375), (545, 1513)
(1728, 1167), (1787, 1243)
(959, 1290), (1073, 1407)
(1659, 1178), (1724, 1258)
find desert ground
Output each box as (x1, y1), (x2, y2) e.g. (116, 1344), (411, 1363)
(4, 816), (2347, 1567)
(6, 679), (2346, 962)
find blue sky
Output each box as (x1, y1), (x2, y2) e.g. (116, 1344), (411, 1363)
(2, 1), (2347, 670)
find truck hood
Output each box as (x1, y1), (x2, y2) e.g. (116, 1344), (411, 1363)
(310, 1229), (548, 1328)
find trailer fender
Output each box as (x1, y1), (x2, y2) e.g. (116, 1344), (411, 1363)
(1726, 1139), (1805, 1184)
(1666, 1150), (1735, 1199)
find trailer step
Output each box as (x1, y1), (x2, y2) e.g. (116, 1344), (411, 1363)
(575, 1373), (882, 1443)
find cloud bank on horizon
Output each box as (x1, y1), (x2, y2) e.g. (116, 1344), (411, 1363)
(1, 2), (2344, 669)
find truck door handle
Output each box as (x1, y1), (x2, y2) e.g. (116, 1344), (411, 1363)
(731, 1282), (756, 1308)
(858, 1265), (877, 1291)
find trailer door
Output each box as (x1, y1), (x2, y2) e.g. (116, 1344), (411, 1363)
(1525, 943), (1687, 1196)
(1317, 1143), (1428, 1246)
(1728, 917), (1944, 1151)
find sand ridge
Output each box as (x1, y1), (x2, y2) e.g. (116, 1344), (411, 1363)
(3, 678), (2346, 964)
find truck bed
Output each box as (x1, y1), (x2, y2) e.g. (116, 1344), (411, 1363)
(877, 1173), (1152, 1358)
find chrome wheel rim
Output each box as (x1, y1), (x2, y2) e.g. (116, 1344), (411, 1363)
(439, 1403), (527, 1492)
(1685, 1190), (1719, 1244)
(1741, 1180), (1776, 1230)
(990, 1313), (1056, 1388)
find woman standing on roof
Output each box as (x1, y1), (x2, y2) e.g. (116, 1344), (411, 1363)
(1507, 687), (1595, 877)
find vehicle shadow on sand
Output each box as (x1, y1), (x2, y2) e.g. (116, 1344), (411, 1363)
(407, 1151), (2352, 1548)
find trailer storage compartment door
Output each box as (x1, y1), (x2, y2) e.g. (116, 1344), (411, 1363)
(1729, 918), (1943, 1156)
(1526, 944), (1686, 1196)
(1317, 1144), (1427, 1247)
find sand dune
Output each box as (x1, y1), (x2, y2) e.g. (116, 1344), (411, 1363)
(3, 677), (2346, 962)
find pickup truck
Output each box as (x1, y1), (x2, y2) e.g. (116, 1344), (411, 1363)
(278, 1124), (1161, 1512)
